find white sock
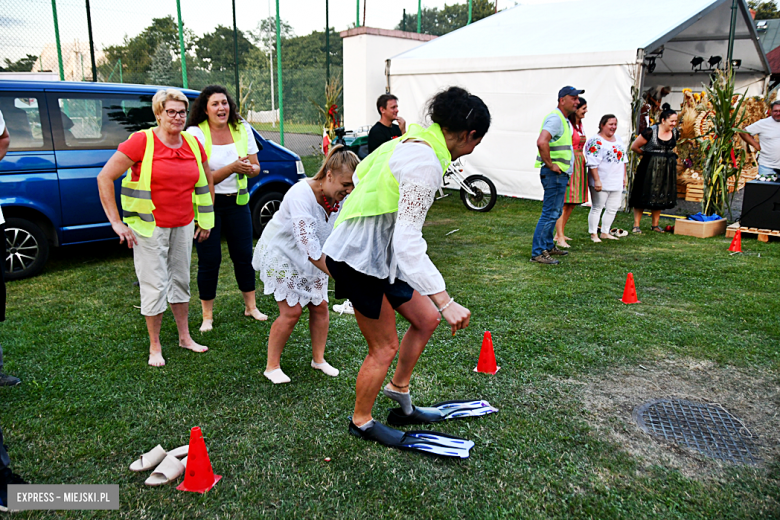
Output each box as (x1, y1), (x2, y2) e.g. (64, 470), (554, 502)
(311, 360), (339, 377)
(357, 419), (375, 431)
(263, 368), (291, 384)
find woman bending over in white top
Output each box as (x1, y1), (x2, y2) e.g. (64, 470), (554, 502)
(584, 114), (628, 243)
(322, 86), (491, 445)
(186, 85), (268, 332)
(253, 145), (359, 384)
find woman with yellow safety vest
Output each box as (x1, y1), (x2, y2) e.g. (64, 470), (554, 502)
(321, 87), (491, 448)
(186, 85), (267, 333)
(97, 89), (214, 367)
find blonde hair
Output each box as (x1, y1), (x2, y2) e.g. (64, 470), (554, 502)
(152, 89), (189, 117)
(312, 144), (360, 181)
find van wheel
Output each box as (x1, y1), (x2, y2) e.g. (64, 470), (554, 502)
(251, 191), (284, 237)
(4, 218), (50, 280)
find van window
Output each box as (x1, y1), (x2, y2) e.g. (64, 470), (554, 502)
(50, 93), (156, 150)
(0, 93), (50, 151)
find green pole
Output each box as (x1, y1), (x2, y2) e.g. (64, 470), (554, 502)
(468, 0), (472, 24)
(176, 0), (188, 88)
(326, 0), (330, 82)
(119, 58), (123, 83)
(276, 0), (284, 146)
(727, 0), (738, 69)
(417, 0), (421, 33)
(232, 0), (240, 109)
(356, 0), (360, 27)
(51, 0), (64, 80)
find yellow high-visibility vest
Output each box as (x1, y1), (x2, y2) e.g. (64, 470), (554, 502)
(197, 120), (250, 205)
(120, 128), (214, 237)
(534, 110), (573, 172)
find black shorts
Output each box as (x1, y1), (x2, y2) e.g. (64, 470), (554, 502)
(326, 257), (414, 320)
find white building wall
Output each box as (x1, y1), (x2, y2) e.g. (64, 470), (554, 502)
(340, 28), (436, 129)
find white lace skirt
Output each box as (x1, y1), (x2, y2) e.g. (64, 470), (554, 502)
(252, 241), (329, 308)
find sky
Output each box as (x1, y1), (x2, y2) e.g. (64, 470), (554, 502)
(2, 0), (521, 63)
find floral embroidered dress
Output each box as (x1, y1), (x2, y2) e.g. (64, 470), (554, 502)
(252, 181), (333, 307)
(629, 125), (679, 210)
(563, 122), (588, 204)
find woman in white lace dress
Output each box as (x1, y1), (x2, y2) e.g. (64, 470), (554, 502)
(252, 145), (359, 384)
(322, 87), (491, 445)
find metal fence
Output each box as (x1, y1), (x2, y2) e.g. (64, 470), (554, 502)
(0, 0), (345, 159)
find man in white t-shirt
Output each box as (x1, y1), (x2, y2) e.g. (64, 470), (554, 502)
(740, 100), (780, 182)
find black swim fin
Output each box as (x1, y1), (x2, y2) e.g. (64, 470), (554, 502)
(387, 399), (499, 426)
(348, 420), (473, 458)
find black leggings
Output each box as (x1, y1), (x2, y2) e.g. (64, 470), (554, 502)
(195, 195), (255, 301)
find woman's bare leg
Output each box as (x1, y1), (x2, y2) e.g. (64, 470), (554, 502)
(171, 302), (208, 352)
(242, 290), (268, 321)
(199, 299), (214, 332)
(555, 204), (576, 246)
(266, 301), (303, 372)
(308, 301), (330, 364)
(633, 207), (644, 228)
(145, 314), (165, 367)
(651, 210), (661, 228)
(390, 291), (441, 388)
(352, 296), (400, 426)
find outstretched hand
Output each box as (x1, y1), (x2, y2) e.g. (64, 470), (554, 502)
(442, 301), (470, 335)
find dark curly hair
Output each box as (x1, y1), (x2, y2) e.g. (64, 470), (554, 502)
(426, 86), (490, 138)
(186, 85), (241, 130)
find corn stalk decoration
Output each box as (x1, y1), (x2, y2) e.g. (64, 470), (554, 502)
(699, 70), (746, 218)
(310, 76), (343, 143)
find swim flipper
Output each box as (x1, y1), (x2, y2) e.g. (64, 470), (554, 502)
(348, 420), (473, 458)
(387, 399), (499, 426)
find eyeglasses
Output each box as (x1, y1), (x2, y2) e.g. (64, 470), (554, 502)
(164, 109), (187, 118)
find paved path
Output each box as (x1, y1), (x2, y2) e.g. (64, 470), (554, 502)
(257, 131), (320, 157)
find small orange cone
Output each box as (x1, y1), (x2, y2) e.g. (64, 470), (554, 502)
(473, 331), (500, 374)
(728, 229), (742, 253)
(621, 273), (640, 304)
(176, 427), (222, 493)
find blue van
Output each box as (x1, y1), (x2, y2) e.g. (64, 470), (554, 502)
(0, 81), (305, 280)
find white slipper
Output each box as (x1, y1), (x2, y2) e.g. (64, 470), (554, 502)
(264, 368), (291, 384)
(144, 454), (186, 486)
(129, 444), (167, 472)
(129, 444), (188, 472)
(311, 360), (339, 377)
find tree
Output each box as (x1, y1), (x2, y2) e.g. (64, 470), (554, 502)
(749, 1), (780, 19)
(395, 0), (496, 36)
(148, 44), (177, 86)
(0, 54), (38, 73)
(196, 25), (255, 71)
(249, 16), (294, 54)
(282, 29), (343, 69)
(102, 16), (195, 76)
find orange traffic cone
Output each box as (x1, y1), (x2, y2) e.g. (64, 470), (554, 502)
(728, 229), (742, 253)
(621, 273), (640, 304)
(473, 331), (500, 374)
(176, 427), (222, 493)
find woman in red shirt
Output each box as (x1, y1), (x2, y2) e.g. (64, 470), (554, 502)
(97, 89), (214, 367)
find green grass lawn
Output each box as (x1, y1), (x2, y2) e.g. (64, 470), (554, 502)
(2, 196), (779, 518)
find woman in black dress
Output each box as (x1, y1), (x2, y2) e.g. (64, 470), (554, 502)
(629, 104), (679, 233)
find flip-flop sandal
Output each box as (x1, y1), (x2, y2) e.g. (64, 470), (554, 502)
(632, 226), (642, 234)
(651, 226), (665, 233)
(144, 455), (187, 486)
(129, 445), (188, 472)
(610, 228), (629, 237)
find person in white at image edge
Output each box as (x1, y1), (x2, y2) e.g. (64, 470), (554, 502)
(584, 114), (628, 243)
(252, 145), (359, 384)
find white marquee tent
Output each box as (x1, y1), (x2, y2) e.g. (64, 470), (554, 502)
(387, 0), (770, 200)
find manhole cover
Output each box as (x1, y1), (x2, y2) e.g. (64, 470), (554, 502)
(633, 399), (761, 465)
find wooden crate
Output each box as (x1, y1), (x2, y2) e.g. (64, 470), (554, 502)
(674, 218), (727, 238)
(725, 222), (780, 243)
(685, 183), (704, 202)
